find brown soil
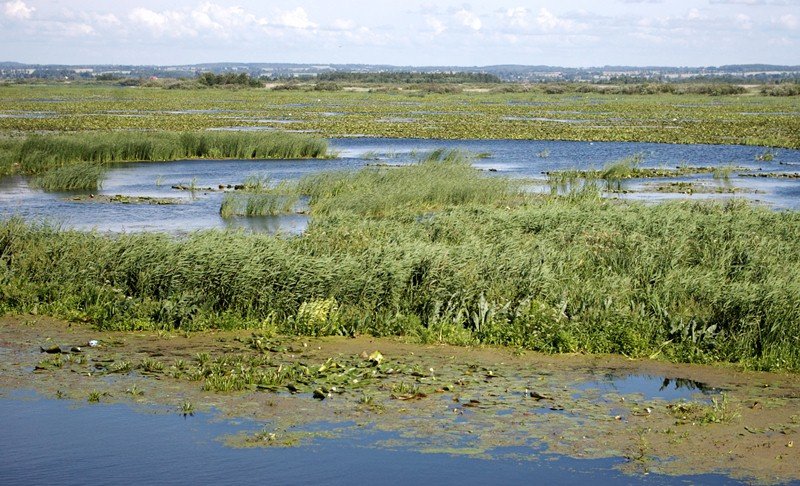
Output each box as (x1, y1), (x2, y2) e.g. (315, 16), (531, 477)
(1, 315), (798, 483)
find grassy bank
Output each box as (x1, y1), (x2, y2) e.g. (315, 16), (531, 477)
(0, 131), (330, 186)
(1, 154), (799, 370)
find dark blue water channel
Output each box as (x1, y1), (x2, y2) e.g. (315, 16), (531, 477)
(1, 138), (798, 233)
(0, 390), (739, 485)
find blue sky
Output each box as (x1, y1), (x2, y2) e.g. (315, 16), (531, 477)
(1, 0), (798, 66)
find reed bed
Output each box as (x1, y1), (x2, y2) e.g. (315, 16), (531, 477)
(298, 149), (517, 217)
(31, 162), (107, 191)
(219, 180), (300, 218)
(0, 131), (329, 184)
(2, 154), (799, 371)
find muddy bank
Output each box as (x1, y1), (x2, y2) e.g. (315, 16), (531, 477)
(1, 315), (798, 483)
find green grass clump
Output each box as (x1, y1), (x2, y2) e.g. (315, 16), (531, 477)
(0, 131), (329, 178)
(219, 180), (300, 218)
(298, 149), (517, 217)
(31, 162), (107, 191)
(2, 157), (800, 371)
(601, 153), (644, 191)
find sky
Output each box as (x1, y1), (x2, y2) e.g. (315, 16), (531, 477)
(1, 0), (799, 67)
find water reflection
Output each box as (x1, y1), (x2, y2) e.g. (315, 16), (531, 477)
(660, 377), (713, 394)
(0, 392), (734, 485)
(576, 373), (717, 401)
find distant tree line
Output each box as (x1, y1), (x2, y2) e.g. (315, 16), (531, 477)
(196, 72), (262, 87)
(316, 71), (502, 84)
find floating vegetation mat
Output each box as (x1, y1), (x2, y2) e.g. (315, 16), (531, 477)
(3, 316), (799, 483)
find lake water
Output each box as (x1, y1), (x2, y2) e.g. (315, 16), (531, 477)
(1, 138), (798, 233)
(0, 390), (737, 485)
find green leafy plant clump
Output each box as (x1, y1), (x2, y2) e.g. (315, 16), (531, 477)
(31, 162), (108, 191)
(220, 179), (300, 218)
(0, 131), (330, 182)
(1, 153), (799, 371)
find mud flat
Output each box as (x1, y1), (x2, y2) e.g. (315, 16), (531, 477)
(2, 315), (798, 484)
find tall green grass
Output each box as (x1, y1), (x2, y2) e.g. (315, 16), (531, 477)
(0, 131), (329, 179)
(298, 149), (517, 217)
(31, 162), (107, 191)
(219, 180), (300, 218)
(2, 153), (799, 371)
(601, 153), (644, 191)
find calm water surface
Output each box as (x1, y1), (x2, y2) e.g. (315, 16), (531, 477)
(0, 390), (738, 486)
(1, 138), (798, 233)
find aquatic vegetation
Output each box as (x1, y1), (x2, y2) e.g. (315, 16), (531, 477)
(0, 131), (330, 178)
(180, 401), (195, 417)
(668, 393), (740, 425)
(108, 360), (132, 374)
(756, 149), (777, 161)
(2, 153), (800, 371)
(546, 163), (746, 194)
(298, 149), (516, 217)
(139, 358), (165, 373)
(601, 153), (644, 191)
(712, 165), (735, 181)
(31, 162), (107, 191)
(0, 85), (797, 148)
(219, 180), (300, 218)
(702, 394), (740, 424)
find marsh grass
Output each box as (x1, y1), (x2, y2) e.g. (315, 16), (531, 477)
(298, 149), (518, 217)
(0, 131), (329, 177)
(712, 165), (735, 186)
(219, 180), (300, 218)
(601, 153), (644, 191)
(32, 162), (107, 191)
(3, 152), (800, 371)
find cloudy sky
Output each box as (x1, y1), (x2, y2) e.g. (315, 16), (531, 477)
(1, 0), (798, 67)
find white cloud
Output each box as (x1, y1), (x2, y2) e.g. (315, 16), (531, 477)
(275, 7), (316, 30)
(768, 35), (793, 45)
(332, 19), (355, 31)
(455, 9), (482, 31)
(505, 7), (529, 29)
(776, 13), (798, 29)
(63, 22), (95, 36)
(536, 8), (585, 32)
(90, 13), (121, 28)
(710, 0), (796, 5)
(127, 3), (275, 39)
(687, 8), (703, 20)
(426, 15), (446, 35)
(736, 13), (753, 29)
(189, 3), (265, 35)
(129, 7), (193, 37)
(4, 0), (34, 20)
